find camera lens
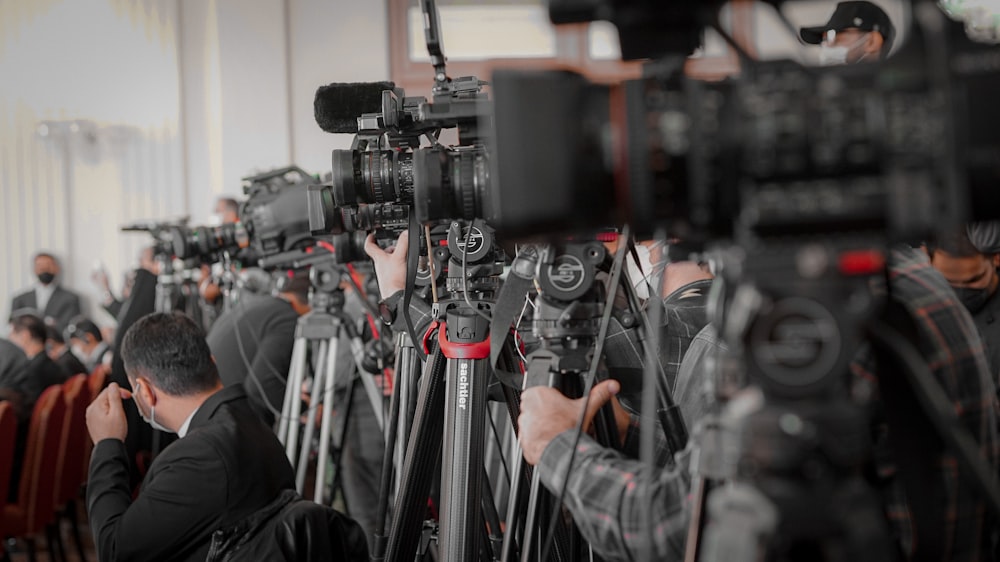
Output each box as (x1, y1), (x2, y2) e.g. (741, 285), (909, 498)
(332, 148), (416, 207)
(331, 150), (358, 206)
(169, 223), (247, 260)
(413, 146), (489, 224)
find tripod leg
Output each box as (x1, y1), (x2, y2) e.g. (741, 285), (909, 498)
(279, 338), (309, 455)
(314, 336), (340, 503)
(372, 336), (407, 561)
(348, 335), (387, 432)
(395, 337), (421, 498)
(297, 339), (329, 494)
(384, 346), (448, 562)
(439, 354), (490, 562)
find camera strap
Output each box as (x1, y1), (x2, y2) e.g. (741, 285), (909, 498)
(488, 246), (539, 389)
(400, 215), (427, 362)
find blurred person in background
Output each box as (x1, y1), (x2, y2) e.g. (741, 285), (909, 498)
(66, 315), (112, 373)
(9, 252), (82, 331)
(206, 270), (311, 426)
(46, 323), (87, 377)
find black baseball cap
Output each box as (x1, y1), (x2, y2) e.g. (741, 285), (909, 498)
(800, 1), (895, 53)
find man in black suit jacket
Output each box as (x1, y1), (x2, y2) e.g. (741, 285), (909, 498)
(85, 312), (297, 562)
(9, 252), (82, 330)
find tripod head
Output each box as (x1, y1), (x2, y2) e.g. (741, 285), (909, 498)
(307, 262), (347, 314)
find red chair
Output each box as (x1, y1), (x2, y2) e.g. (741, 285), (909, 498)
(1, 386), (67, 560)
(87, 364), (108, 398)
(50, 375), (91, 561)
(0, 402), (18, 515)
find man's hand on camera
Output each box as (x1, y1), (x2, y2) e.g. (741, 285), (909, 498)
(365, 231), (409, 297)
(86, 382), (130, 443)
(518, 379), (621, 466)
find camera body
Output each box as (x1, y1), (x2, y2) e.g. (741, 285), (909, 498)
(170, 167), (317, 268)
(492, 1), (1000, 244)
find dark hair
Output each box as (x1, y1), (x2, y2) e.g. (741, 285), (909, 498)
(120, 312), (219, 396)
(927, 228), (982, 259)
(45, 325), (65, 344)
(10, 313), (47, 344)
(217, 197), (240, 216)
(66, 316), (103, 343)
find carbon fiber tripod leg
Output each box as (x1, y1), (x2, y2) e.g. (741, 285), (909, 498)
(384, 345), (448, 562)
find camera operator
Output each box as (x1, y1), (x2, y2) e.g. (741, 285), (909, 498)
(799, 1), (896, 64)
(519, 244), (1000, 561)
(206, 270), (311, 426)
(928, 224), (1000, 385)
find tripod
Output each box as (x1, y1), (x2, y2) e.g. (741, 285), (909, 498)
(380, 220), (516, 562)
(276, 263), (386, 503)
(686, 242), (894, 562)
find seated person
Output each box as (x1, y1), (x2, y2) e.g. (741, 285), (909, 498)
(66, 316), (112, 373)
(86, 312), (298, 561)
(0, 337), (26, 388)
(46, 323), (87, 377)
(4, 311), (69, 417)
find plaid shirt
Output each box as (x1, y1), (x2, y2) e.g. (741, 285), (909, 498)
(537, 247), (1000, 562)
(851, 246), (1000, 561)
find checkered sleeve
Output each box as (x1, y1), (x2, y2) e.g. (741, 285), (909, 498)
(537, 430), (692, 561)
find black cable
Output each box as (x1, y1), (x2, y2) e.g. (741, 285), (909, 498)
(539, 226), (632, 561)
(462, 220), (493, 323)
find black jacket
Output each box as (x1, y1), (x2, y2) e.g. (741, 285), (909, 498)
(10, 285), (82, 330)
(206, 294), (299, 426)
(8, 352), (69, 418)
(87, 385), (296, 562)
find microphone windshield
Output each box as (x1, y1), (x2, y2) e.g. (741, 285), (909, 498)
(314, 81), (396, 134)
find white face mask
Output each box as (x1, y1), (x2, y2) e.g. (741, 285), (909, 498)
(134, 382), (172, 433)
(71, 344), (86, 359)
(819, 33), (872, 66)
(626, 244), (656, 300)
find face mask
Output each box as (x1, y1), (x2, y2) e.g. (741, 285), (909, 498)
(37, 272), (55, 285)
(206, 213), (224, 227)
(71, 345), (86, 359)
(955, 286), (993, 314)
(819, 33), (871, 66)
(134, 382), (172, 433)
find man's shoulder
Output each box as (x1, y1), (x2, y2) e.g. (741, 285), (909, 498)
(11, 288), (34, 304)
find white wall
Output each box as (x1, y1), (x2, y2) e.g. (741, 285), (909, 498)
(0, 0), (390, 330)
(0, 0), (185, 328)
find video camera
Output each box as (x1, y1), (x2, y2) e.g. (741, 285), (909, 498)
(306, 0), (495, 244)
(120, 217), (190, 258)
(169, 166), (318, 269)
(491, 0), (1000, 245)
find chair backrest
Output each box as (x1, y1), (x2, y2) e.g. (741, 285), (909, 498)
(15, 385), (67, 532)
(0, 402), (18, 512)
(88, 364), (108, 398)
(56, 374), (90, 507)
(81, 366), (108, 482)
